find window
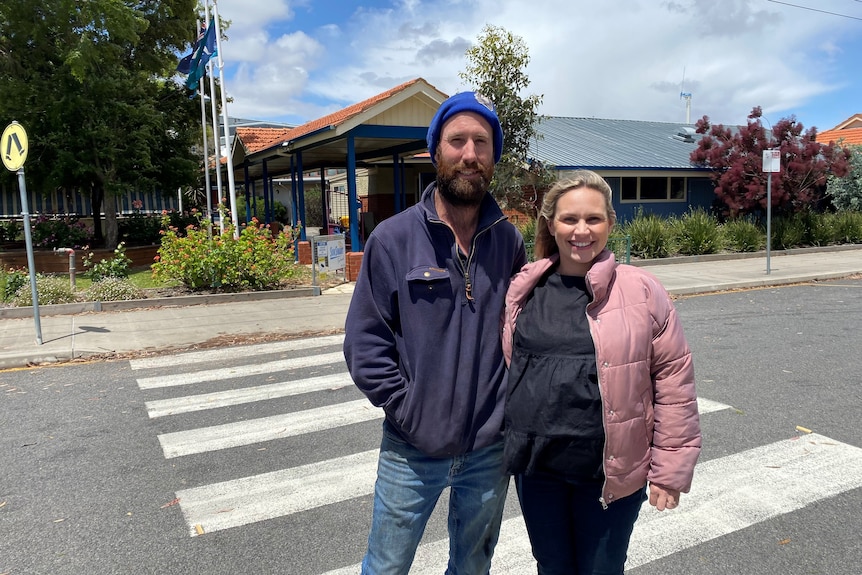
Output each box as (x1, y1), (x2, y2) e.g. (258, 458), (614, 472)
(670, 177), (686, 199)
(615, 176), (688, 202)
(621, 177), (638, 201)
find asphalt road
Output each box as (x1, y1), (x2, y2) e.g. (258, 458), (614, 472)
(1, 278), (860, 575)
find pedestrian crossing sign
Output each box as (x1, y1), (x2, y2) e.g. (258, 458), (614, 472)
(2, 121), (28, 171)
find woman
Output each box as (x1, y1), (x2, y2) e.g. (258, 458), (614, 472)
(502, 171), (701, 574)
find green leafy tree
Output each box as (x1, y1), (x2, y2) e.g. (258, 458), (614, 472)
(0, 0), (202, 249)
(691, 107), (851, 218)
(459, 25), (554, 213)
(826, 145), (862, 211)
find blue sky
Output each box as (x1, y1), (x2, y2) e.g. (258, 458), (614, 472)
(209, 0), (862, 134)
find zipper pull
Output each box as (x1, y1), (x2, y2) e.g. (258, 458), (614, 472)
(465, 278), (474, 301)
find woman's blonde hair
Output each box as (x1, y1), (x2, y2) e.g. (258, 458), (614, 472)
(534, 170), (616, 260)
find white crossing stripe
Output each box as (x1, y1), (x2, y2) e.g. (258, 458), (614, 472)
(697, 397), (734, 414)
(321, 433), (862, 574)
(136, 351), (345, 389)
(623, 433), (862, 569)
(158, 399), (382, 458)
(176, 449), (380, 537)
(144, 372), (355, 418)
(129, 333), (345, 370)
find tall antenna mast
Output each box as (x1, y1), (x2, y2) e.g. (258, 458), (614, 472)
(680, 67), (692, 124)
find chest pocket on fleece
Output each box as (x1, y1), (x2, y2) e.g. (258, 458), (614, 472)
(406, 266), (454, 303)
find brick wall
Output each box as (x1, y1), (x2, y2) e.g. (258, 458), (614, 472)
(346, 251), (363, 282)
(297, 241), (312, 265)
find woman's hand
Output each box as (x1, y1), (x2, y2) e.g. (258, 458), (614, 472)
(649, 484), (681, 511)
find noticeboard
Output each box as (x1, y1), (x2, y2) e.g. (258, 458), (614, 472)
(311, 234), (347, 287)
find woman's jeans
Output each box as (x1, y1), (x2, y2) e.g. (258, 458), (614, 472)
(516, 472), (646, 575)
(360, 420), (509, 575)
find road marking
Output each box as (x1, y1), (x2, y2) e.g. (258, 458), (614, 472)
(624, 433), (862, 569)
(158, 399), (382, 458)
(144, 372), (355, 418)
(136, 351), (345, 389)
(176, 449), (380, 537)
(697, 397), (733, 414)
(129, 334), (345, 370)
(321, 433), (862, 573)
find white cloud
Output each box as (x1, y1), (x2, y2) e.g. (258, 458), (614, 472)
(210, 0), (862, 129)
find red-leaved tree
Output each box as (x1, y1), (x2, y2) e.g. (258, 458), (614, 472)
(690, 107), (851, 218)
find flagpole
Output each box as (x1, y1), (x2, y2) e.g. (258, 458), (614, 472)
(204, 2), (224, 235)
(197, 32), (213, 239)
(208, 67), (225, 235)
(211, 0), (240, 237)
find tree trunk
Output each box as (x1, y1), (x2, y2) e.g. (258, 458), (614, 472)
(103, 193), (119, 250)
(91, 185), (104, 246)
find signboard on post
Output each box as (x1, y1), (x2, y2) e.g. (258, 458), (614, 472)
(2, 121), (43, 344)
(762, 149), (780, 275)
(762, 149), (780, 173)
(311, 234), (347, 290)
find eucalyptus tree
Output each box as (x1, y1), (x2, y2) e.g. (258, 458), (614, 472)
(459, 24), (554, 213)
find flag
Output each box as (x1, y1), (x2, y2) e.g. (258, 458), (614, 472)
(184, 18), (217, 91)
(177, 23), (206, 75)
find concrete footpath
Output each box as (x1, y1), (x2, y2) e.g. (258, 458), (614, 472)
(0, 245), (860, 369)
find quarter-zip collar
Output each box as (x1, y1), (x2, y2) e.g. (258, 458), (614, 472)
(420, 183), (508, 303)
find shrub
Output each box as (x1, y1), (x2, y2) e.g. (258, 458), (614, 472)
(833, 210), (862, 243)
(771, 214), (806, 250)
(1, 268), (28, 302)
(235, 195), (289, 224)
(31, 215), (92, 249)
(826, 145), (862, 210)
(672, 208), (723, 255)
(83, 243), (133, 282)
(517, 219), (537, 260)
(153, 214), (300, 292)
(0, 220), (20, 242)
(722, 218), (764, 252)
(118, 213), (163, 246)
(622, 210), (673, 259)
(84, 277), (145, 302)
(11, 274), (76, 306)
(803, 211), (836, 246)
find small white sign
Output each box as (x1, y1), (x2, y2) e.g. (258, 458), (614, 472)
(316, 235), (346, 272)
(762, 149), (780, 173)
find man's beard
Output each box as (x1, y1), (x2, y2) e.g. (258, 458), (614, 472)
(436, 161), (492, 207)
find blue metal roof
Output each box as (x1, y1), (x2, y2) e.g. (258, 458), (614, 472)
(531, 117), (707, 171)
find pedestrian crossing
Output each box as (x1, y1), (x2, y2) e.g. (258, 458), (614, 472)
(131, 333), (862, 574)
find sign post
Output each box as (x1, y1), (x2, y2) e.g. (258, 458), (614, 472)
(2, 121), (42, 344)
(762, 149), (781, 275)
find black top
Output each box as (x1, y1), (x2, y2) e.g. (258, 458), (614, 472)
(504, 271), (605, 481)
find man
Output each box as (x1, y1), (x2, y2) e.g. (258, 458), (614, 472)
(343, 91), (527, 574)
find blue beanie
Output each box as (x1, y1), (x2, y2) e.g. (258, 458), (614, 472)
(427, 91), (503, 166)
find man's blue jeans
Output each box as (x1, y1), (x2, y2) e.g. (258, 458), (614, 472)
(360, 420), (509, 575)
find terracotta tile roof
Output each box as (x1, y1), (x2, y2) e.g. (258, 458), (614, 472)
(816, 113), (862, 146)
(235, 127), (295, 154)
